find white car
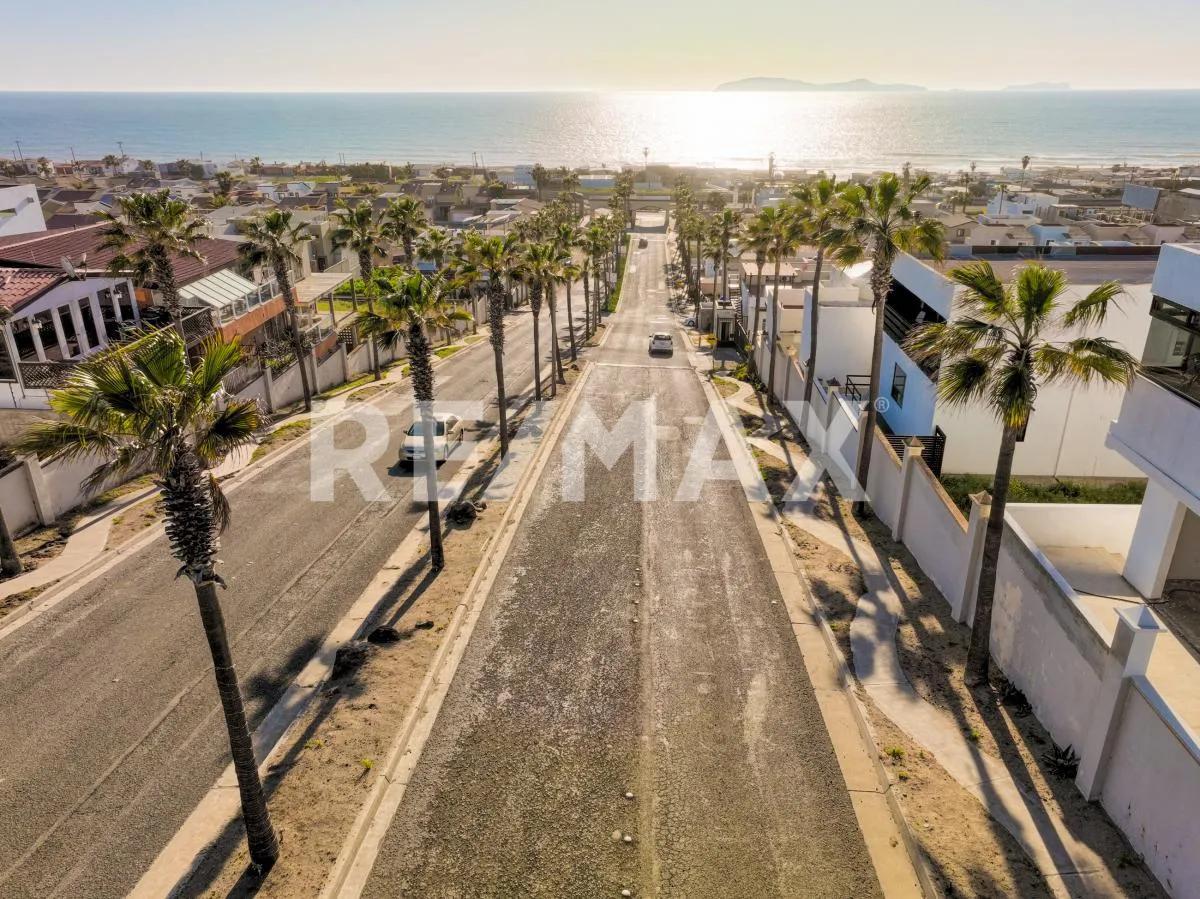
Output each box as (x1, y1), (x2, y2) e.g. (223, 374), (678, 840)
(648, 332), (674, 355)
(401, 413), (464, 464)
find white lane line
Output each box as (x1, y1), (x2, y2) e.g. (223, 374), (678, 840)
(594, 362), (693, 371)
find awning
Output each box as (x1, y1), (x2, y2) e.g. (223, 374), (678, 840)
(294, 271), (354, 306)
(179, 269), (259, 310)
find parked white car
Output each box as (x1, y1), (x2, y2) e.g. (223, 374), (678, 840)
(401, 413), (464, 464)
(648, 332), (674, 355)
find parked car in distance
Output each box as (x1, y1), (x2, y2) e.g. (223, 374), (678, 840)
(401, 413), (464, 464)
(648, 332), (674, 355)
(638, 237), (648, 248)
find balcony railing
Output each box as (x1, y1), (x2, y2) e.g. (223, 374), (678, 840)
(214, 279), (279, 325)
(884, 305), (939, 377)
(18, 360), (76, 390)
(1142, 364), (1200, 408)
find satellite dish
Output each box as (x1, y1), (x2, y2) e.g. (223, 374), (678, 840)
(60, 257), (77, 277)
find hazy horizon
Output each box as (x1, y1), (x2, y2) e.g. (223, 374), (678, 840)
(5, 0), (1200, 93)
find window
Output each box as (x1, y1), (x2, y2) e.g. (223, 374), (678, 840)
(890, 364), (907, 407)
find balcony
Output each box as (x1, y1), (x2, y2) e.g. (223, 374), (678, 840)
(1109, 374), (1200, 504)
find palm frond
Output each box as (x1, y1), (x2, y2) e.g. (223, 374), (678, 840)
(1061, 280), (1125, 329)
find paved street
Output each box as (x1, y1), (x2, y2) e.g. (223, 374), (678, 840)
(0, 295), (575, 899)
(361, 217), (882, 898)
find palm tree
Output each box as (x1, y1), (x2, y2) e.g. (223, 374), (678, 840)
(531, 164), (548, 202)
(713, 208), (741, 310)
(0, 505), (22, 576)
(758, 203), (806, 396)
(417, 227), (453, 276)
(791, 176), (844, 424)
(16, 331), (278, 868)
(828, 173), (946, 514)
(1021, 155), (1032, 181)
(331, 201), (386, 380)
(553, 223), (583, 362)
(582, 223), (609, 335)
(382, 196), (427, 266)
(741, 216), (771, 354)
(357, 274), (471, 571)
(906, 262), (1136, 686)
(467, 235), (518, 456)
(521, 242), (557, 401)
(99, 190), (206, 343)
(237, 211), (316, 411)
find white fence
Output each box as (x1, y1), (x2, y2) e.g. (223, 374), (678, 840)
(766, 345), (1200, 898)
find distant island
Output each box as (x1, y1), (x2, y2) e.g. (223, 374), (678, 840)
(1004, 81), (1071, 91)
(715, 77), (926, 93)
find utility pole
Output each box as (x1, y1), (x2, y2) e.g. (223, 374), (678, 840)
(14, 139), (25, 169)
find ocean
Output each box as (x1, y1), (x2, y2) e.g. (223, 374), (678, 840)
(2, 90), (1198, 173)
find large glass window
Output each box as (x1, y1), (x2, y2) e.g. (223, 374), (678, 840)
(1142, 297), (1200, 404)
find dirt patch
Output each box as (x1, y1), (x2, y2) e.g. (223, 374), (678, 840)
(0, 581), (53, 621)
(9, 516), (77, 572)
(251, 421), (313, 464)
(710, 376), (741, 398)
(106, 495), (165, 550)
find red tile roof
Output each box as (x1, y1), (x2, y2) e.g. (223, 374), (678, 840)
(0, 268), (67, 311)
(0, 223), (242, 286)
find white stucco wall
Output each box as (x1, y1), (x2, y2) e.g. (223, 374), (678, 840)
(799, 289), (875, 385)
(902, 463), (972, 605)
(1150, 243), (1200, 313)
(1101, 680), (1200, 899)
(1006, 503), (1140, 557)
(990, 525), (1108, 752)
(879, 334), (937, 436)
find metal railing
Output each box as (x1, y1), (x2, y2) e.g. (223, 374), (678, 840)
(884, 426), (948, 477)
(18, 360), (76, 390)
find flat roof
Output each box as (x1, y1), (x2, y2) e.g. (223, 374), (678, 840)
(944, 256), (1158, 284)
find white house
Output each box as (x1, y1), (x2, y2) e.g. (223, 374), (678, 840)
(1107, 243), (1200, 599)
(826, 253), (1157, 478)
(0, 267), (139, 409)
(0, 185), (47, 238)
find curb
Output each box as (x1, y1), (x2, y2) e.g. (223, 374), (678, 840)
(693, 362), (935, 899)
(320, 361), (595, 898)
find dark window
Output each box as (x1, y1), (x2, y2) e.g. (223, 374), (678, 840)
(890, 364), (907, 407)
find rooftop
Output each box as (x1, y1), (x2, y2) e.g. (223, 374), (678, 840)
(0, 267), (67, 311)
(0, 223), (241, 286)
(943, 256), (1158, 284)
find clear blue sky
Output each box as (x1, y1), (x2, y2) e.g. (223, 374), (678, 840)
(5, 0), (1198, 92)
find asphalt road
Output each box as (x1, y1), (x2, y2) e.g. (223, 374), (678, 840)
(361, 217), (882, 898)
(0, 292), (577, 899)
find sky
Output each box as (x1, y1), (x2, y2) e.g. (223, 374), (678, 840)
(4, 0), (1200, 92)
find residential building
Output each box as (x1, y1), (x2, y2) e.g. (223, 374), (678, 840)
(835, 253), (1157, 477)
(0, 185), (47, 238)
(0, 266), (141, 408)
(1108, 243), (1200, 599)
(0, 223), (298, 408)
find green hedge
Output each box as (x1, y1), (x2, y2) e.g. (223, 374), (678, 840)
(938, 473), (1146, 515)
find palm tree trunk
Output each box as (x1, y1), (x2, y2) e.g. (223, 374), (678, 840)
(193, 578), (279, 869)
(767, 249), (783, 398)
(965, 424), (1020, 686)
(275, 263), (313, 412)
(531, 285), (543, 401)
(408, 323), (444, 570)
(750, 260), (765, 367)
(547, 278), (564, 393)
(358, 251), (381, 381)
(565, 278), (577, 362)
(852, 260), (891, 516)
(489, 288), (509, 457)
(581, 262), (591, 338)
(0, 507), (23, 577)
(802, 248), (825, 429)
(153, 249), (188, 349)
